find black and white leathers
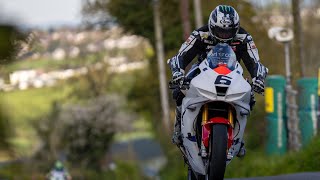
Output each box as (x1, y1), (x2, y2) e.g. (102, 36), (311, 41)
(168, 25), (267, 79)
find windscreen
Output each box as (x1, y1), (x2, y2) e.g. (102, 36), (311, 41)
(207, 43), (237, 71)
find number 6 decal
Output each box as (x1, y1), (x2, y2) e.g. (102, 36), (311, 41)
(215, 75), (232, 85)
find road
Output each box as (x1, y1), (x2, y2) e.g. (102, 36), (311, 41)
(226, 172), (320, 180)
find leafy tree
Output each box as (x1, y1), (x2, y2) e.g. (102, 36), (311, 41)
(0, 24), (26, 64)
(302, 6), (320, 77)
(0, 24), (26, 153)
(82, 0), (182, 51)
(0, 105), (13, 152)
(34, 95), (134, 170)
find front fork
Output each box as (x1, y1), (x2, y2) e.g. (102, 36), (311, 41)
(200, 104), (234, 157)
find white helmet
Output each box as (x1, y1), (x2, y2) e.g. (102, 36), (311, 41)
(208, 5), (240, 42)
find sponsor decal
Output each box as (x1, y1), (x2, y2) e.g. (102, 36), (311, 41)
(204, 40), (214, 44)
(187, 135), (197, 142)
(220, 16), (232, 26)
(247, 35), (253, 41)
(200, 31), (209, 39)
(186, 36), (194, 44)
(213, 52), (235, 58)
(265, 87), (274, 113)
(249, 41), (257, 49)
(231, 42), (240, 45)
(179, 43), (188, 52)
(192, 31), (199, 35)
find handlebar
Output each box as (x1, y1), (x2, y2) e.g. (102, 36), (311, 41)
(169, 78), (190, 90)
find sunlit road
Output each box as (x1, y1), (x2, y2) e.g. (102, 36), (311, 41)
(226, 172), (320, 180)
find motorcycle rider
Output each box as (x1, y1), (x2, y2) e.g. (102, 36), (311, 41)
(47, 161), (72, 180)
(168, 5), (268, 157)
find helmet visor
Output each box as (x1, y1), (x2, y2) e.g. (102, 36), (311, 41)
(213, 26), (238, 41)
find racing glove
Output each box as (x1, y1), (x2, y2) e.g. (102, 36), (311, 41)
(171, 70), (185, 106)
(252, 76), (265, 94)
(172, 70), (185, 85)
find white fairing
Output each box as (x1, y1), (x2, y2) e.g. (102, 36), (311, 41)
(181, 59), (251, 175)
(50, 171), (66, 180)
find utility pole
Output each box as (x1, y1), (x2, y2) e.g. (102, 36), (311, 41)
(284, 41), (301, 152)
(292, 0), (305, 78)
(153, 0), (170, 131)
(268, 27), (301, 152)
(193, 0), (203, 28)
(180, 0), (191, 40)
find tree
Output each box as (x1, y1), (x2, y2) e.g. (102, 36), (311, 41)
(0, 24), (26, 64)
(0, 24), (26, 154)
(301, 3), (320, 77)
(180, 0), (192, 40)
(34, 95), (134, 170)
(292, 0), (305, 78)
(82, 0), (183, 52)
(0, 105), (13, 152)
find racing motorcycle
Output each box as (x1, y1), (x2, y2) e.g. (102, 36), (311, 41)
(170, 43), (253, 180)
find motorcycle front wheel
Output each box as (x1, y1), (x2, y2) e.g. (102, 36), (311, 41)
(187, 167), (197, 180)
(207, 124), (228, 180)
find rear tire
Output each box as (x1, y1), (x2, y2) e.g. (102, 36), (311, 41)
(208, 124), (228, 180)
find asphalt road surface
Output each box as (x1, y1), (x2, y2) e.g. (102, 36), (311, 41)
(226, 172), (320, 180)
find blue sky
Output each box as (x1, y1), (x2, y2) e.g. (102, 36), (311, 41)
(0, 0), (82, 28)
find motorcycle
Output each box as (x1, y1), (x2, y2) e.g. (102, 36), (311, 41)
(170, 43), (253, 180)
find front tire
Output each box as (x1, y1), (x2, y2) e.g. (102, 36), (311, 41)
(208, 124), (228, 180)
(187, 167), (197, 180)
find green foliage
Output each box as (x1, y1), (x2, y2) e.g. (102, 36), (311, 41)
(108, 0), (155, 43)
(161, 135), (320, 179)
(0, 24), (27, 153)
(68, 65), (112, 100)
(0, 163), (37, 179)
(0, 160), (146, 179)
(104, 161), (148, 180)
(0, 104), (13, 152)
(0, 24), (26, 64)
(245, 96), (267, 150)
(159, 147), (187, 180)
(0, 84), (71, 155)
(303, 12), (320, 77)
(64, 161), (147, 180)
(83, 0), (184, 51)
(225, 136), (320, 178)
(126, 59), (162, 132)
(34, 95), (133, 170)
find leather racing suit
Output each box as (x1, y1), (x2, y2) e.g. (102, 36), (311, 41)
(168, 25), (268, 87)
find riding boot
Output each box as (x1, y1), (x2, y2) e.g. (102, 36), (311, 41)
(237, 140), (246, 158)
(172, 106), (183, 145)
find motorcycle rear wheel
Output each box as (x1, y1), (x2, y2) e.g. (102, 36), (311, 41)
(207, 124), (228, 180)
